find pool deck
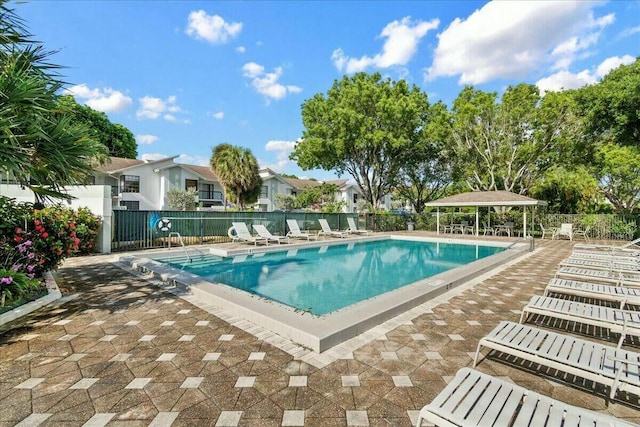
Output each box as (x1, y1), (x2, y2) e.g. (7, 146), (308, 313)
(1, 233), (640, 426)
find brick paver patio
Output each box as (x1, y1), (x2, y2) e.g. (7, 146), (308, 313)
(2, 236), (640, 426)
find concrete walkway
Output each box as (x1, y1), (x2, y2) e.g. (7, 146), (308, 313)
(1, 238), (639, 426)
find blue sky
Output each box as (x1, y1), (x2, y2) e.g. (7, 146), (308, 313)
(17, 1), (639, 180)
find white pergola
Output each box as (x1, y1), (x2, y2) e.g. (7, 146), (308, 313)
(424, 191), (547, 237)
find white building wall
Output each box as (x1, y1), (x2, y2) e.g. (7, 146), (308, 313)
(257, 177), (294, 211)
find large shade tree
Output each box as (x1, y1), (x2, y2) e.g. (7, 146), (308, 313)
(576, 57), (640, 148)
(291, 72), (429, 209)
(209, 143), (261, 210)
(572, 58), (640, 212)
(0, 0), (107, 202)
(395, 101), (452, 213)
(58, 95), (137, 159)
(449, 84), (578, 194)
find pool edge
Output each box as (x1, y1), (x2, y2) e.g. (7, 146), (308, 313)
(117, 237), (529, 353)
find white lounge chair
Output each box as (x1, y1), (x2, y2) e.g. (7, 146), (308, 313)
(559, 256), (640, 272)
(231, 222), (268, 246)
(473, 321), (640, 401)
(318, 219), (348, 238)
(252, 224), (289, 245)
(520, 295), (640, 348)
(286, 219), (317, 241)
(416, 367), (634, 427)
(556, 266), (640, 285)
(569, 251), (640, 262)
(553, 223), (573, 240)
(574, 238), (640, 253)
(545, 277), (640, 309)
(346, 217), (370, 235)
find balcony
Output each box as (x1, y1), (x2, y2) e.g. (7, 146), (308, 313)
(199, 190), (223, 201)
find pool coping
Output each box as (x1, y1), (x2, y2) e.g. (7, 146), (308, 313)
(117, 235), (529, 353)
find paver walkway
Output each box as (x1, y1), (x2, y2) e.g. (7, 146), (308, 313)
(1, 237), (640, 426)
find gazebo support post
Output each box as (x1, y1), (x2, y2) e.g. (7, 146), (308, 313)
(475, 207), (479, 236)
(523, 207), (527, 238)
(436, 208), (440, 235)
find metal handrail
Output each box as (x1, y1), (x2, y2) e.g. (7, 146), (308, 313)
(167, 232), (191, 262)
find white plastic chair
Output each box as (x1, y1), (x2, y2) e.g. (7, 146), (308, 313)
(252, 224), (289, 245)
(286, 219), (317, 241)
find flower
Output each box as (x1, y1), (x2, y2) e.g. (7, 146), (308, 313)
(28, 253), (35, 260)
(0, 277), (12, 285)
(41, 232), (48, 238)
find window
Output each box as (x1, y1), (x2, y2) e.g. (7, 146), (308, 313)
(261, 185), (268, 198)
(185, 179), (198, 191)
(120, 175), (140, 193)
(199, 184), (222, 200)
(353, 193), (358, 203)
(119, 200), (140, 211)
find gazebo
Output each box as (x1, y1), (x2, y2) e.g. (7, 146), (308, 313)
(424, 191), (547, 237)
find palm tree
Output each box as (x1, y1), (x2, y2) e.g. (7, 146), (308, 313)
(210, 144), (261, 210)
(0, 1), (107, 202)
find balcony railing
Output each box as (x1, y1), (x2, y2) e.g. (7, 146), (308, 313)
(199, 190), (223, 200)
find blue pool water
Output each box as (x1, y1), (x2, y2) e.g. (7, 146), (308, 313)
(156, 239), (503, 315)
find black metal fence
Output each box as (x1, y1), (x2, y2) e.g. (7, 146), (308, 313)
(111, 210), (359, 252)
(112, 210), (639, 251)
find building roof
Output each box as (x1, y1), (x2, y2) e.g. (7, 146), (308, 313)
(94, 157), (144, 173)
(181, 164), (218, 182)
(284, 177), (322, 190)
(424, 191), (547, 207)
(94, 156), (180, 174)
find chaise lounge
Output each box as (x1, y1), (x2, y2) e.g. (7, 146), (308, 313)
(520, 295), (640, 348)
(231, 222), (268, 246)
(252, 224), (290, 245)
(286, 219), (317, 241)
(473, 321), (640, 400)
(544, 277), (640, 309)
(318, 218), (348, 238)
(416, 366), (634, 426)
(346, 217), (370, 235)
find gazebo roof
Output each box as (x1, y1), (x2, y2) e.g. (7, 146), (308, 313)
(424, 191), (547, 207)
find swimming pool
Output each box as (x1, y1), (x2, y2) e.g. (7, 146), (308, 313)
(156, 239), (504, 315)
(122, 235), (528, 352)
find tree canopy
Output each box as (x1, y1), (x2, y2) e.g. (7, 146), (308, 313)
(395, 101), (452, 213)
(448, 84), (577, 195)
(291, 72), (429, 209)
(0, 0), (107, 202)
(58, 95), (137, 159)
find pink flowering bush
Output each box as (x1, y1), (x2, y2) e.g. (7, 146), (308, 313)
(0, 236), (42, 306)
(0, 197), (102, 308)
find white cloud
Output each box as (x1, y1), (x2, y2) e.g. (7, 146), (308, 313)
(65, 83), (132, 113)
(137, 95), (184, 121)
(140, 153), (167, 162)
(213, 111), (224, 119)
(595, 54), (635, 78)
(427, 1), (614, 84)
(136, 134), (159, 145)
(535, 55), (635, 94)
(185, 10), (242, 44)
(236, 46), (246, 53)
(265, 140), (296, 152)
(535, 70), (596, 94)
(618, 25), (640, 39)
(241, 62), (302, 102)
(175, 154), (209, 166)
(332, 17), (439, 73)
(262, 140), (297, 172)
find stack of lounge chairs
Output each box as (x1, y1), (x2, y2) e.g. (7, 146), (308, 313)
(417, 238), (640, 426)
